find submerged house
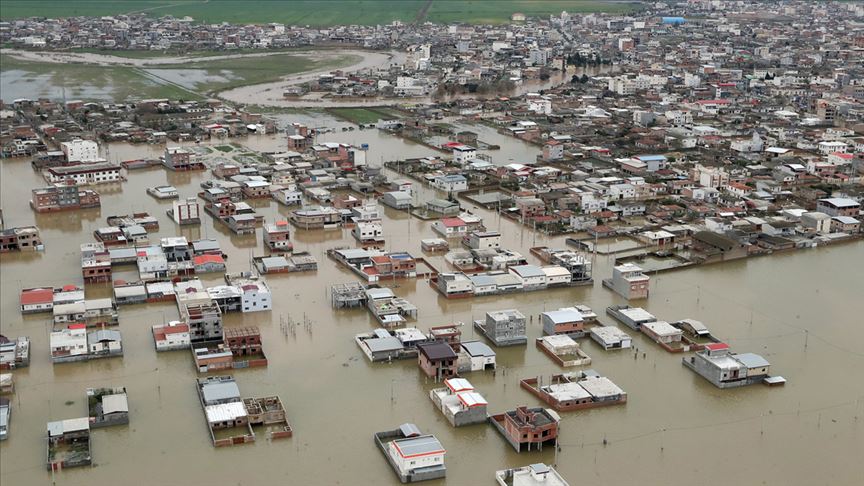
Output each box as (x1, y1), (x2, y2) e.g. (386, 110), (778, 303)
(87, 329), (124, 358)
(520, 371), (627, 412)
(682, 343), (780, 388)
(417, 341), (458, 381)
(197, 376), (254, 447)
(489, 406), (560, 452)
(602, 263), (650, 300)
(87, 387), (129, 428)
(589, 326), (632, 350)
(374, 423), (446, 483)
(541, 307), (586, 338)
(46, 418), (92, 471)
(0, 336), (31, 370)
(152, 321), (191, 351)
(429, 378), (488, 427)
(474, 309), (527, 347)
(536, 335), (591, 367)
(495, 463), (570, 486)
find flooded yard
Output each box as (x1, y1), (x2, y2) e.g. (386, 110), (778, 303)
(1, 132), (863, 486)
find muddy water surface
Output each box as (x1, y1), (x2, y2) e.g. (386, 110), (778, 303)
(1, 129), (863, 486)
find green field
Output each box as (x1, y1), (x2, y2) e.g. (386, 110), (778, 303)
(426, 1), (639, 23)
(144, 52), (360, 93)
(0, 54), (202, 101)
(326, 107), (399, 124)
(0, 51), (359, 101)
(1, 1), (640, 24)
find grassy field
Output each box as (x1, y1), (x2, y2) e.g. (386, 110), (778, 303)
(0, 54), (202, 101)
(1, 51), (359, 101)
(144, 52), (360, 93)
(426, 1), (639, 23)
(1, 0), (640, 24)
(326, 107), (398, 124)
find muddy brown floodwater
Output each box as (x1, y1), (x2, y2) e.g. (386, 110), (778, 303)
(1, 127), (863, 486)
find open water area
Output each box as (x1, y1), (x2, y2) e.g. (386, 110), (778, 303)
(1, 115), (863, 486)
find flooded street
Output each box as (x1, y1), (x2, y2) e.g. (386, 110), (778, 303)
(1, 126), (863, 486)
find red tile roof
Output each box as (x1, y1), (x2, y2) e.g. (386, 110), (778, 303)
(20, 287), (53, 305)
(440, 217), (466, 227)
(193, 254), (224, 265)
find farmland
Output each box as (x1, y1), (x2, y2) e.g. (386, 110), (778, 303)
(326, 107), (401, 124)
(0, 50), (360, 101)
(0, 54), (202, 101)
(0, 0), (641, 25)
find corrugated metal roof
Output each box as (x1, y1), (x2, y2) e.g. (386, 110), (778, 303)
(393, 435), (445, 458)
(735, 353), (770, 369)
(205, 402), (247, 423)
(101, 393), (128, 415)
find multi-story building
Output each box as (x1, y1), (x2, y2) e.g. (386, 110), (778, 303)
(489, 406), (560, 452)
(417, 341), (458, 381)
(170, 197), (200, 225)
(163, 147), (203, 171)
(0, 226), (42, 252)
(604, 263), (650, 300)
(476, 310), (527, 346)
(60, 139), (100, 163)
(44, 163), (121, 185)
(30, 184), (101, 212)
(682, 343), (773, 389)
(816, 198), (860, 217)
(179, 301), (223, 344)
(263, 221), (292, 252)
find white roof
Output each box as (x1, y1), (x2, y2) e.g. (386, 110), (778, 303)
(578, 376), (624, 398)
(832, 216), (860, 224)
(541, 266), (571, 278)
(205, 401), (247, 423)
(546, 381), (591, 401)
(47, 417), (90, 436)
(543, 307), (583, 324)
(539, 334), (578, 349)
(457, 391), (488, 408)
(101, 393), (129, 414)
(642, 320), (681, 337)
(591, 326), (630, 342)
(445, 378), (473, 392)
(619, 307), (656, 322)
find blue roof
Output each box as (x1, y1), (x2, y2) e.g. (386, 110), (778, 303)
(636, 154), (667, 162)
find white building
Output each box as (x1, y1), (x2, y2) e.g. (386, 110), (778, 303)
(508, 265), (547, 290)
(352, 221), (384, 244)
(387, 434), (446, 478)
(231, 279), (272, 313)
(731, 132), (764, 153)
(274, 189), (303, 206)
(49, 325), (88, 362)
(437, 273), (474, 296)
(432, 174), (468, 192)
(460, 341), (496, 372)
(590, 326), (632, 350)
(466, 231), (501, 250)
(452, 145), (476, 165)
(172, 197), (200, 225)
(152, 321), (191, 351)
(541, 266), (572, 286)
(61, 139), (100, 163)
(528, 97), (552, 115)
(605, 263), (649, 300)
(45, 163), (121, 185)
